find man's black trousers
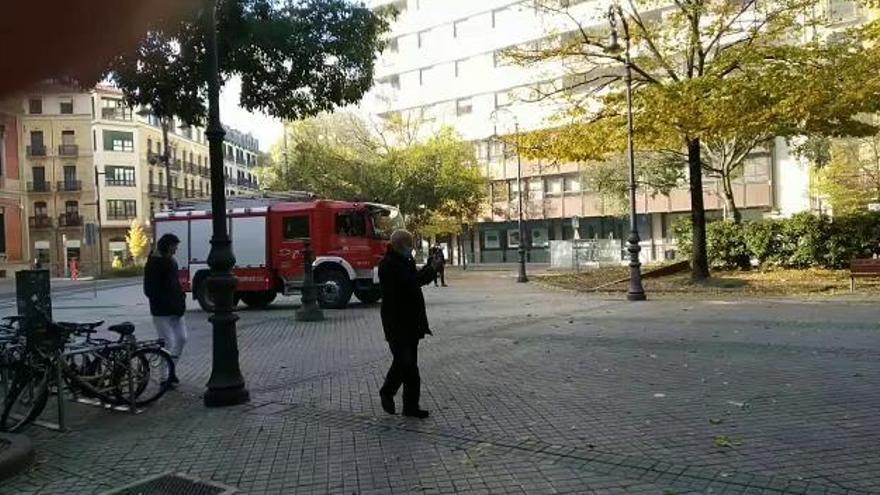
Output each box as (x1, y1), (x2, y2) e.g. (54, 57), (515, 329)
(380, 339), (420, 410)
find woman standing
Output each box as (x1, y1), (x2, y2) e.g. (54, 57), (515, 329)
(143, 233), (187, 385)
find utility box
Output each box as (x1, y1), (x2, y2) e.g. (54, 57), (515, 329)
(16, 269), (52, 347)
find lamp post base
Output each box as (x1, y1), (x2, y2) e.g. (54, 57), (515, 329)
(517, 248), (529, 283)
(204, 387), (250, 408)
(296, 305), (325, 322)
(626, 290), (647, 301)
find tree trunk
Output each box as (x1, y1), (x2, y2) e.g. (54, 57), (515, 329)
(722, 173), (742, 224)
(687, 138), (710, 281)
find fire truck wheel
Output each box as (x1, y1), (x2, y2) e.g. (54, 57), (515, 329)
(240, 291), (277, 309)
(315, 268), (353, 309)
(195, 276), (216, 313)
(354, 287), (382, 304)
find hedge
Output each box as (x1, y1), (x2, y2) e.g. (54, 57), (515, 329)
(673, 212), (880, 270)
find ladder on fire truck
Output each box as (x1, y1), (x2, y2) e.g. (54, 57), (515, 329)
(169, 191), (315, 212)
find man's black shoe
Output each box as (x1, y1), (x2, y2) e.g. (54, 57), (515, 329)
(402, 409), (429, 419)
(380, 393), (396, 415)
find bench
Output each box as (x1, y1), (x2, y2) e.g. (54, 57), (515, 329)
(849, 258), (880, 291)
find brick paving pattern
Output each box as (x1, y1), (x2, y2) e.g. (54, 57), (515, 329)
(0, 271), (878, 494)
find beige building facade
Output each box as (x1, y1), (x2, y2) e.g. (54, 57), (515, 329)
(18, 87), (97, 275)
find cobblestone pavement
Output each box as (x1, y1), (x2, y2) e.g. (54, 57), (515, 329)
(1, 270), (878, 494)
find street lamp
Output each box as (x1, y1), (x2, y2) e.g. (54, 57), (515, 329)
(203, 0), (250, 407)
(490, 109), (528, 283)
(607, 4), (646, 301)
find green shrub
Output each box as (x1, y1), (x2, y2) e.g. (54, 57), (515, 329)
(744, 219), (782, 266)
(706, 220), (750, 269)
(674, 212), (880, 270)
(102, 265), (144, 279)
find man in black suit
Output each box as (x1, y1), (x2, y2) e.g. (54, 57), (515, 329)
(378, 230), (438, 418)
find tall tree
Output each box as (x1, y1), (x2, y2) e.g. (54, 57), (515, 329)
(262, 114), (487, 236)
(507, 0), (880, 280)
(105, 0), (391, 179)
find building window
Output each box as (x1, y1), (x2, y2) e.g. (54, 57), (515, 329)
(483, 230), (501, 249)
(387, 37), (399, 53)
(103, 130), (134, 152)
(507, 229), (521, 248)
(417, 29), (430, 48)
(65, 200), (79, 215)
(101, 98), (132, 120)
(495, 90), (513, 109)
(546, 177), (563, 195)
(532, 227), (549, 248)
(106, 200), (137, 220)
(34, 201), (48, 217)
(106, 166), (137, 187)
(28, 98), (42, 114)
(59, 97), (74, 114)
(454, 59), (465, 78)
(829, 0), (859, 22)
(456, 98), (473, 116)
(529, 178), (544, 199)
(564, 175), (581, 193)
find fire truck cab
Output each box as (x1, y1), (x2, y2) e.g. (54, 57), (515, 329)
(153, 194), (403, 311)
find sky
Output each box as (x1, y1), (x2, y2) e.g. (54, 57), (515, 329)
(219, 76), (284, 152)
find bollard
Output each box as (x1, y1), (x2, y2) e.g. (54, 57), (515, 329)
(295, 239), (324, 322)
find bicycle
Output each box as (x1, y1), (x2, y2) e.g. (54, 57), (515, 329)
(1, 318), (175, 432)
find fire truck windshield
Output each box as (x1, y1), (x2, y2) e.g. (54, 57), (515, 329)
(369, 205), (404, 240)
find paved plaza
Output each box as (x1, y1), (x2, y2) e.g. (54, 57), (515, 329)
(0, 270), (878, 494)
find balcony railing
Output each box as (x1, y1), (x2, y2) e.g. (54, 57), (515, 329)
(29, 216), (52, 228)
(27, 145), (47, 157)
(58, 213), (83, 227)
(149, 184), (169, 197)
(107, 212), (137, 221)
(199, 167), (210, 178)
(57, 180), (82, 192)
(168, 161), (182, 172)
(58, 144), (79, 157)
(105, 178), (136, 187)
(101, 107), (133, 121)
(27, 181), (51, 193)
(237, 178), (257, 189)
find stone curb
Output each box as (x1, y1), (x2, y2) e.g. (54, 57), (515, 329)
(0, 433), (35, 481)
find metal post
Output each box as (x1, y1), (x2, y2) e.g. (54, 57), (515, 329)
(514, 123), (528, 283)
(616, 6), (646, 301)
(93, 166), (104, 278)
(203, 0), (250, 408)
(295, 239), (324, 322)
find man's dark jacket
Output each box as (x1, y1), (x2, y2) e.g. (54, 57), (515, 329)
(379, 247), (436, 342)
(143, 254), (186, 317)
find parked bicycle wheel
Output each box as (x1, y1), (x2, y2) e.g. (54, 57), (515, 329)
(62, 350), (121, 405)
(113, 348), (174, 407)
(1, 364), (51, 432)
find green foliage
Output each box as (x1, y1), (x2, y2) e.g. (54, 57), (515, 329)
(513, 1), (880, 279)
(125, 220), (150, 263)
(707, 221), (751, 270)
(674, 219), (749, 270)
(103, 265), (145, 279)
(810, 133), (880, 215)
(106, 0), (390, 124)
(263, 114), (487, 237)
(743, 220), (782, 267)
(676, 213), (880, 269)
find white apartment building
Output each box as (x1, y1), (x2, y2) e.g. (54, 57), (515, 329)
(222, 126), (260, 197)
(364, 0), (862, 264)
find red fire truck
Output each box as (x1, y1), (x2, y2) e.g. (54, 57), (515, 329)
(152, 194), (404, 311)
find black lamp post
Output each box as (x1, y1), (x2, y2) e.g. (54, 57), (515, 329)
(490, 109), (528, 283)
(203, 0), (250, 407)
(607, 5), (646, 301)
